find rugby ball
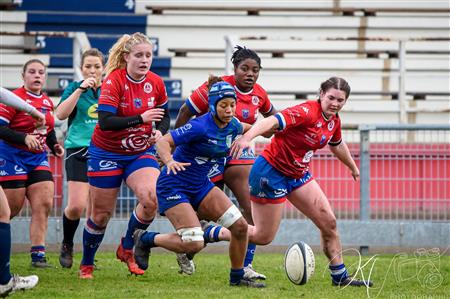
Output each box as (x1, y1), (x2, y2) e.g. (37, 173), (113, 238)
(284, 241), (315, 285)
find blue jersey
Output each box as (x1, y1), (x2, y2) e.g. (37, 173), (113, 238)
(157, 113), (243, 215)
(170, 113), (243, 179)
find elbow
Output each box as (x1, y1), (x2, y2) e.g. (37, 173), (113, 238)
(55, 110), (65, 121)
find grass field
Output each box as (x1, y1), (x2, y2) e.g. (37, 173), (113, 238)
(8, 250), (450, 299)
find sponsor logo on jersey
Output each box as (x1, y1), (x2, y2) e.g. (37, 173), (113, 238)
(147, 97), (155, 108)
(87, 104), (98, 119)
(14, 165), (26, 174)
(174, 123), (192, 135)
(144, 82), (153, 94)
(252, 96), (259, 106)
(302, 106), (309, 114)
(133, 98), (142, 108)
(125, 84), (129, 90)
(242, 109), (249, 119)
(106, 79), (112, 85)
(99, 160), (118, 170)
(320, 135), (327, 145)
(302, 150), (314, 163)
(88, 166), (94, 171)
(316, 121), (322, 128)
(208, 139), (218, 144)
(121, 134), (150, 151)
(0, 159), (5, 167)
(40, 160), (49, 167)
(328, 120), (335, 131)
(0, 170), (8, 176)
(226, 135), (233, 148)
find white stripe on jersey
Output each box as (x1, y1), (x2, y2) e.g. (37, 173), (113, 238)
(276, 112), (287, 130)
(187, 97), (202, 114)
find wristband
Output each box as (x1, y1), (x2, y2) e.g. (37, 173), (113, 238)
(78, 86), (88, 91)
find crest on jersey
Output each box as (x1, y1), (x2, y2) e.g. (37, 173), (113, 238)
(252, 96), (259, 106)
(328, 120), (335, 131)
(43, 99), (51, 107)
(134, 98), (142, 108)
(316, 121), (322, 128)
(320, 135), (326, 145)
(242, 109), (249, 119)
(144, 82), (153, 94)
(226, 135), (233, 148)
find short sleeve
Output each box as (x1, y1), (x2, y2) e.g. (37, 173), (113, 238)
(170, 118), (206, 146)
(275, 102), (312, 131)
(59, 81), (79, 104)
(98, 72), (122, 114)
(185, 81), (209, 115)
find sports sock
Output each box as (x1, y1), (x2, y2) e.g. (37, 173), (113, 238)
(30, 245), (46, 262)
(244, 243), (256, 267)
(140, 231), (159, 247)
(329, 263), (348, 283)
(122, 211), (151, 250)
(0, 222), (12, 284)
(81, 218), (106, 266)
(203, 225), (222, 243)
(62, 213), (80, 246)
(229, 268), (245, 284)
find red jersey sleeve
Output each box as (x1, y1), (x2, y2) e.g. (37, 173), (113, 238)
(0, 103), (17, 124)
(275, 102), (313, 131)
(258, 87), (273, 114)
(186, 81), (209, 115)
(98, 72), (122, 111)
(154, 76), (169, 108)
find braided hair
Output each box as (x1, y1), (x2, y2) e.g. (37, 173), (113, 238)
(231, 45), (262, 68)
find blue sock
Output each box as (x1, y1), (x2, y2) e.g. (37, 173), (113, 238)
(244, 243), (256, 267)
(140, 231), (159, 247)
(30, 245), (45, 262)
(81, 218), (106, 266)
(229, 268), (245, 284)
(122, 211), (151, 250)
(203, 225), (222, 243)
(0, 222), (12, 285)
(329, 263), (348, 283)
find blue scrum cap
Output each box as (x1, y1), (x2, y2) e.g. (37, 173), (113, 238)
(208, 81), (237, 116)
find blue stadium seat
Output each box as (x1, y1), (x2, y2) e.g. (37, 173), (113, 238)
(18, 0), (136, 13)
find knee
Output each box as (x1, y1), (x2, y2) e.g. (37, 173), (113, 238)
(91, 211), (111, 227)
(181, 241), (204, 254)
(66, 205), (84, 218)
(135, 188), (157, 212)
(229, 218), (248, 240)
(319, 215), (338, 239)
(254, 232), (273, 246)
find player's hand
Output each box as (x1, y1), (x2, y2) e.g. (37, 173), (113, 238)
(53, 144), (65, 157)
(25, 134), (43, 151)
(351, 168), (360, 181)
(166, 159), (191, 175)
(30, 110), (46, 127)
(80, 77), (96, 90)
(141, 108), (164, 124)
(230, 136), (251, 160)
(149, 129), (162, 144)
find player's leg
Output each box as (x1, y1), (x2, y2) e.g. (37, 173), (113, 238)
(223, 162), (265, 279)
(133, 202), (204, 271)
(60, 148), (90, 268)
(198, 187), (264, 288)
(117, 155), (160, 274)
(26, 170), (54, 268)
(0, 186), (39, 297)
(288, 179), (373, 287)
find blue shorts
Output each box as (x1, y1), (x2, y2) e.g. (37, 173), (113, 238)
(209, 148), (255, 183)
(249, 156), (312, 204)
(0, 141), (50, 182)
(87, 144), (159, 188)
(157, 168), (215, 215)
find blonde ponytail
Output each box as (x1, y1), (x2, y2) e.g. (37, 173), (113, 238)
(104, 32), (153, 77)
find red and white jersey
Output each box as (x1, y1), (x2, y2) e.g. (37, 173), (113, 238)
(187, 75), (273, 125)
(0, 87), (55, 153)
(92, 69), (168, 154)
(262, 100), (342, 179)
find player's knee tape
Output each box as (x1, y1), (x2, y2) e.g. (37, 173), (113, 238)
(177, 227), (204, 242)
(217, 205), (242, 228)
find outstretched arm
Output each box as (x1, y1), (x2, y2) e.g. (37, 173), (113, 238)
(230, 116), (279, 159)
(329, 141), (360, 180)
